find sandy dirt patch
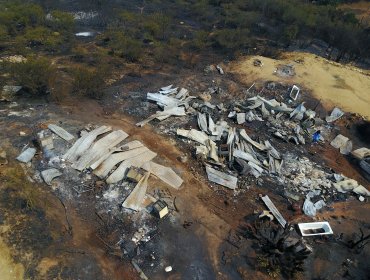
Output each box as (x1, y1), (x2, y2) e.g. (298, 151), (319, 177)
(230, 52), (370, 120)
(340, 1), (370, 26)
(0, 237), (24, 280)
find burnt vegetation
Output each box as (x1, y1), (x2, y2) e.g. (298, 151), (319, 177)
(241, 219), (311, 278)
(0, 0), (369, 97)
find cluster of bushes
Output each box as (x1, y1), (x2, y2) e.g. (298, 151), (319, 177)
(181, 0), (370, 61)
(0, 1), (75, 53)
(95, 0), (369, 63)
(98, 10), (176, 62)
(3, 57), (106, 99)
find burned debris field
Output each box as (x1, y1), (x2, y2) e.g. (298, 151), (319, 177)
(1, 1), (370, 280)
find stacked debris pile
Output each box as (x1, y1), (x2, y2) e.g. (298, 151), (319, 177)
(138, 83), (370, 218)
(14, 122), (184, 275)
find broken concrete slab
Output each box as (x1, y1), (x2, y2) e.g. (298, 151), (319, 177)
(72, 130), (129, 171)
(64, 125), (112, 162)
(205, 165), (237, 190)
(106, 150), (157, 184)
(41, 168), (62, 185)
(333, 179), (370, 196)
(122, 172), (150, 211)
(339, 140), (352, 155)
(330, 134), (352, 154)
(351, 147), (370, 160)
(326, 107), (344, 123)
(236, 113), (246, 124)
(37, 131), (54, 150)
(48, 124), (74, 141)
(94, 146), (149, 178)
(330, 134), (349, 148)
(16, 147), (36, 163)
(142, 161), (183, 189)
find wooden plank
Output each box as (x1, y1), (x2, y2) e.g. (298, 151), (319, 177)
(205, 165), (237, 190)
(142, 161), (183, 189)
(94, 146), (149, 178)
(106, 151), (157, 184)
(261, 195), (287, 228)
(63, 126), (111, 162)
(72, 130), (128, 171)
(48, 124), (74, 141)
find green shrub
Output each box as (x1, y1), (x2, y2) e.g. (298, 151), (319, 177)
(48, 11), (74, 34)
(104, 30), (143, 61)
(72, 67), (107, 99)
(9, 57), (55, 95)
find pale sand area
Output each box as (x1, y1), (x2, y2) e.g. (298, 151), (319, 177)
(230, 52), (370, 120)
(0, 237), (24, 280)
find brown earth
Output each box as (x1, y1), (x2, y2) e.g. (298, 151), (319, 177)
(0, 51), (369, 279)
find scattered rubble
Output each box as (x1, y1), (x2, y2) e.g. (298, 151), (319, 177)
(41, 168), (62, 185)
(326, 107), (344, 122)
(16, 147), (36, 163)
(48, 124), (75, 141)
(136, 83), (368, 219)
(330, 134), (352, 155)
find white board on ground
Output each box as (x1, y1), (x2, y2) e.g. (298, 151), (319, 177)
(106, 150), (157, 184)
(142, 161), (183, 189)
(94, 146), (149, 178)
(48, 124), (74, 141)
(122, 172), (150, 211)
(63, 126), (112, 162)
(72, 130), (128, 171)
(16, 148), (36, 163)
(90, 140), (144, 170)
(205, 165), (237, 190)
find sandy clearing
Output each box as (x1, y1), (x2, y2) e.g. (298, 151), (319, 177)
(0, 237), (24, 280)
(339, 1), (370, 26)
(230, 52), (370, 120)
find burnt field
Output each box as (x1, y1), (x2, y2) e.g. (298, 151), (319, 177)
(1, 61), (369, 279)
(0, 1), (370, 279)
